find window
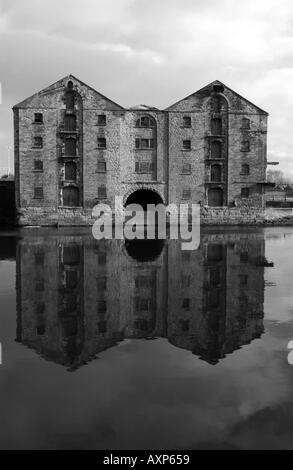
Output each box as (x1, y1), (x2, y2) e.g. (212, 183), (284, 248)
(209, 267), (221, 287)
(183, 116), (191, 127)
(182, 163), (191, 174)
(179, 319), (190, 332)
(136, 116), (155, 127)
(34, 160), (43, 172)
(240, 251), (249, 263)
(241, 164), (250, 175)
(65, 81), (74, 109)
(98, 320), (107, 333)
(182, 251), (191, 262)
(181, 275), (191, 288)
(98, 114), (106, 125)
(64, 114), (76, 131)
(98, 186), (107, 199)
(211, 118), (222, 135)
(63, 186), (79, 206)
(135, 138), (154, 149)
(97, 276), (107, 290)
(211, 164), (222, 182)
(98, 300), (107, 314)
(211, 141), (222, 159)
(212, 96), (221, 113)
(213, 84), (224, 93)
(64, 162), (77, 181)
(97, 161), (106, 173)
(241, 140), (250, 152)
(241, 187), (250, 198)
(35, 252), (44, 265)
(35, 302), (45, 314)
(242, 118), (250, 129)
(98, 252), (107, 265)
(97, 137), (106, 149)
(207, 244), (223, 263)
(34, 113), (43, 123)
(65, 270), (78, 289)
(34, 186), (43, 199)
(65, 137), (76, 156)
(135, 161), (154, 173)
(182, 188), (191, 199)
(33, 137), (43, 148)
(63, 246), (80, 265)
(183, 140), (191, 150)
(135, 298), (150, 311)
(182, 298), (190, 310)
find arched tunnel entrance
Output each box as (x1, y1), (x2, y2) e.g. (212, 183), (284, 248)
(125, 189), (163, 211)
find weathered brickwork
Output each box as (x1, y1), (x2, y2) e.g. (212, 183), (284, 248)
(13, 76), (268, 226)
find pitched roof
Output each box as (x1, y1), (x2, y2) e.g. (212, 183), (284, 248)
(165, 80), (268, 115)
(13, 74), (124, 110)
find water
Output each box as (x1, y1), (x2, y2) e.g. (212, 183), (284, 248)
(0, 226), (293, 450)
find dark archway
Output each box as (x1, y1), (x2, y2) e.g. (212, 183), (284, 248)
(125, 189), (163, 211)
(125, 239), (165, 262)
(208, 187), (223, 207)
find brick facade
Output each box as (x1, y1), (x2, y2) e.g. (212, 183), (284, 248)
(13, 75), (268, 226)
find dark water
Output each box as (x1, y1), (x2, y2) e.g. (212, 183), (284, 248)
(1, 226), (293, 450)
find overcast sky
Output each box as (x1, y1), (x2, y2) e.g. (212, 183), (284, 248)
(0, 0), (293, 175)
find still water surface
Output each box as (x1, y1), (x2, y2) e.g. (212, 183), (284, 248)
(0, 226), (293, 449)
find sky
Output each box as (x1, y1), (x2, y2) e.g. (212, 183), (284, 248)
(0, 0), (293, 176)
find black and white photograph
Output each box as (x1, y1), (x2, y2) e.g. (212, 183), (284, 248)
(1, 0), (293, 457)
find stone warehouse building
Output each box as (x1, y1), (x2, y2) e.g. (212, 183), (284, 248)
(13, 75), (269, 225)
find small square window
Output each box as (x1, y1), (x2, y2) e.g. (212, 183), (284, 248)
(97, 161), (106, 173)
(98, 300), (107, 314)
(241, 187), (250, 198)
(34, 186), (44, 199)
(33, 137), (43, 148)
(98, 252), (107, 265)
(241, 141), (250, 152)
(34, 160), (43, 172)
(98, 320), (107, 333)
(241, 164), (250, 175)
(182, 163), (191, 174)
(182, 298), (190, 310)
(240, 251), (249, 263)
(242, 118), (250, 129)
(97, 114), (106, 125)
(183, 116), (191, 127)
(35, 252), (44, 265)
(183, 140), (191, 150)
(97, 137), (106, 149)
(98, 186), (107, 199)
(182, 188), (191, 199)
(34, 113), (43, 124)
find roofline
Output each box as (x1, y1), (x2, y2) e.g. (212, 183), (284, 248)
(13, 74), (125, 110)
(164, 80), (269, 115)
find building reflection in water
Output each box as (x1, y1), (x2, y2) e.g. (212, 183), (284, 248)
(15, 230), (267, 370)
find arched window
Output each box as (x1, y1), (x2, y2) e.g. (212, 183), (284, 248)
(65, 137), (76, 156)
(65, 81), (74, 109)
(211, 164), (222, 182)
(65, 114), (76, 131)
(211, 118), (222, 135)
(208, 187), (223, 207)
(212, 96), (221, 113)
(64, 162), (77, 181)
(135, 116), (155, 128)
(63, 186), (79, 207)
(211, 141), (221, 159)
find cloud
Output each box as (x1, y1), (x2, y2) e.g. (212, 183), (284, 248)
(1, 0), (293, 174)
